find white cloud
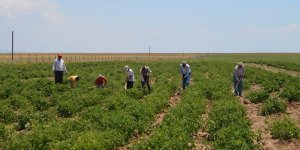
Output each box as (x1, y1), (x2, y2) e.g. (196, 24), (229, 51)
(251, 10), (273, 16)
(281, 23), (300, 32)
(239, 23), (300, 35)
(0, 0), (62, 23)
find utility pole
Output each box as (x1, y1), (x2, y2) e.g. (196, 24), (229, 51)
(12, 31), (14, 60)
(148, 46), (150, 61)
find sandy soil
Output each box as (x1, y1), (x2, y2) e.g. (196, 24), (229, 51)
(193, 101), (212, 150)
(192, 71), (212, 149)
(239, 84), (300, 150)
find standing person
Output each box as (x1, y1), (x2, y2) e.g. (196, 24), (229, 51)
(140, 66), (152, 93)
(95, 74), (108, 88)
(53, 53), (67, 84)
(180, 61), (191, 90)
(68, 75), (80, 88)
(124, 65), (135, 89)
(233, 62), (245, 96)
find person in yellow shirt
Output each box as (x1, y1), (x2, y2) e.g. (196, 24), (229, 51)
(68, 75), (80, 88)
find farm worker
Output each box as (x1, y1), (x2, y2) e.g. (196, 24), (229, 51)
(95, 74), (107, 88)
(180, 61), (191, 90)
(233, 62), (245, 96)
(124, 65), (135, 89)
(68, 75), (80, 88)
(140, 66), (152, 93)
(52, 53), (67, 84)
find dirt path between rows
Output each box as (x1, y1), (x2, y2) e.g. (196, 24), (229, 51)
(287, 102), (300, 129)
(117, 89), (182, 150)
(239, 85), (300, 150)
(192, 100), (212, 150)
(192, 71), (211, 150)
(245, 63), (300, 77)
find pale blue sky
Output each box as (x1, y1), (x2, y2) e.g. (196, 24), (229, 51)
(0, 0), (300, 53)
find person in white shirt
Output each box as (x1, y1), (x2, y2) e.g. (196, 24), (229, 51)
(124, 65), (135, 89)
(52, 53), (67, 84)
(140, 66), (152, 93)
(233, 62), (245, 96)
(180, 61), (191, 90)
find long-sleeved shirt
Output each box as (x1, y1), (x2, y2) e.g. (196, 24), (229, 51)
(53, 59), (67, 72)
(234, 65), (245, 81)
(140, 66), (152, 81)
(68, 75), (78, 88)
(95, 76), (107, 86)
(126, 69), (135, 82)
(180, 64), (191, 77)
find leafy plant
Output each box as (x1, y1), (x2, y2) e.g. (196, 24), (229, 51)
(280, 82), (300, 102)
(9, 95), (27, 109)
(261, 98), (287, 116)
(57, 100), (80, 117)
(271, 117), (300, 140)
(246, 90), (269, 103)
(30, 96), (50, 111)
(0, 106), (15, 123)
(0, 123), (5, 139)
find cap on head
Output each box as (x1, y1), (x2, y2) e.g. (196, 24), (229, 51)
(237, 62), (243, 66)
(98, 74), (102, 77)
(58, 53), (63, 57)
(182, 61), (187, 65)
(124, 65), (129, 71)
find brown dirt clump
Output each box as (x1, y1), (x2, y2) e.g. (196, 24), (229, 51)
(251, 84), (262, 92)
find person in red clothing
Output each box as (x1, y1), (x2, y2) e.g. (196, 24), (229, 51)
(95, 74), (107, 88)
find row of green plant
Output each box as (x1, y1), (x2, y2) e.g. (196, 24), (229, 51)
(0, 61), (187, 149)
(245, 66), (300, 141)
(271, 117), (300, 140)
(131, 63), (207, 149)
(61, 71), (178, 149)
(0, 62), (131, 149)
(246, 67), (300, 102)
(131, 62), (260, 149)
(245, 66), (299, 117)
(246, 91), (287, 116)
(247, 60), (300, 72)
(205, 62), (259, 149)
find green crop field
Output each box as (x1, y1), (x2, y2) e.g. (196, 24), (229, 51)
(0, 54), (299, 149)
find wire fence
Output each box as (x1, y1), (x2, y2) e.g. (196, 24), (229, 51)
(0, 53), (204, 64)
